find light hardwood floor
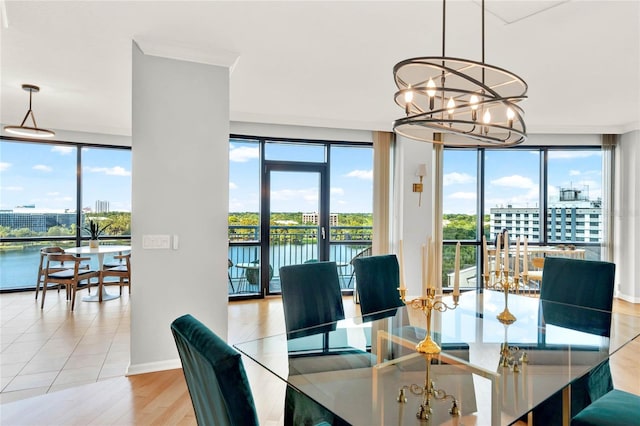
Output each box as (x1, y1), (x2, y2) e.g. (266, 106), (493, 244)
(0, 290), (638, 425)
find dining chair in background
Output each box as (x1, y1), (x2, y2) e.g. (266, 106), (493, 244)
(100, 252), (131, 302)
(524, 256), (544, 294)
(279, 261), (362, 426)
(571, 388), (640, 425)
(102, 250), (128, 269)
(531, 257), (617, 426)
(35, 246), (89, 300)
(279, 261), (345, 341)
(171, 314), (259, 426)
(540, 257), (616, 336)
(35, 246), (66, 300)
(345, 246), (372, 290)
(352, 254), (404, 321)
(41, 254), (100, 311)
(227, 258), (235, 292)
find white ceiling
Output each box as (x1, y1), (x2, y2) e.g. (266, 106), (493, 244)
(1, 0), (638, 138)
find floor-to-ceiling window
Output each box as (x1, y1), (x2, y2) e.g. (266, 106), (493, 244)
(0, 138), (131, 291)
(227, 135), (373, 299)
(442, 145), (605, 292)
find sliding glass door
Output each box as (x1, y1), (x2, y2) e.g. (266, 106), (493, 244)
(263, 164), (328, 295)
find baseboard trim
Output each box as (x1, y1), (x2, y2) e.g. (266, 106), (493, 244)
(126, 359), (182, 376)
(616, 293), (640, 304)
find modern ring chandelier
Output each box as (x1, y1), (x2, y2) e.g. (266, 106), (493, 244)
(4, 84), (55, 138)
(393, 0), (528, 146)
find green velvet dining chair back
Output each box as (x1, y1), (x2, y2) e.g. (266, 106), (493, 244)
(530, 257), (616, 426)
(353, 254), (405, 321)
(279, 261), (345, 340)
(540, 257), (615, 337)
(171, 314), (259, 426)
(572, 388), (640, 425)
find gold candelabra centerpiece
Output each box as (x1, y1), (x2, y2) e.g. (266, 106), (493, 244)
(397, 354), (461, 421)
(398, 287), (459, 354)
(498, 323), (528, 373)
(499, 342), (529, 372)
(487, 269), (518, 324)
(396, 239), (461, 355)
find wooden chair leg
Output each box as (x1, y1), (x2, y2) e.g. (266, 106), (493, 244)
(41, 280), (47, 309)
(71, 282), (80, 311)
(35, 274), (41, 299)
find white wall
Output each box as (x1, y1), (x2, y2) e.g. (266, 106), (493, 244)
(393, 135), (433, 296)
(128, 42), (230, 374)
(614, 130), (640, 302)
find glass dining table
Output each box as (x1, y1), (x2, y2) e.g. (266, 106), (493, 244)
(234, 290), (640, 426)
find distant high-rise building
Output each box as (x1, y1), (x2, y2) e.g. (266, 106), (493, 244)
(95, 200), (110, 213)
(490, 186), (602, 243)
(302, 212), (338, 226)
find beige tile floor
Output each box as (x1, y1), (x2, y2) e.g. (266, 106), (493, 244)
(0, 287), (130, 404)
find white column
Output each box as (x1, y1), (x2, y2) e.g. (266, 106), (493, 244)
(614, 130), (640, 303)
(393, 135), (433, 297)
(129, 41), (232, 374)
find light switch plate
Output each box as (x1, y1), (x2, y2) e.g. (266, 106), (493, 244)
(142, 234), (171, 249)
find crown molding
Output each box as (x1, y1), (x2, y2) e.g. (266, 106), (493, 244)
(134, 38), (239, 74)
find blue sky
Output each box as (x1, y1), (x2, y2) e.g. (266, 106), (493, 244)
(0, 141), (132, 212)
(1, 140), (601, 216)
(229, 141), (374, 213)
(444, 149), (602, 214)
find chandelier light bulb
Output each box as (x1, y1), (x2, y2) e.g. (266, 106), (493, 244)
(426, 78), (436, 97)
(470, 95), (479, 110)
(447, 97), (456, 114)
(404, 89), (413, 115)
(506, 107), (515, 127)
(483, 110), (491, 135)
(470, 95), (479, 121)
(426, 78), (436, 110)
(404, 89), (414, 104)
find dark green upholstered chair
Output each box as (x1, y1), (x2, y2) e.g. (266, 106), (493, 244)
(171, 314), (259, 426)
(572, 389), (640, 425)
(529, 257), (616, 426)
(353, 254), (405, 321)
(279, 262), (360, 426)
(540, 257), (616, 336)
(279, 261), (345, 340)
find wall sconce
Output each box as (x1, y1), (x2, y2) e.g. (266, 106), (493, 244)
(413, 164), (427, 206)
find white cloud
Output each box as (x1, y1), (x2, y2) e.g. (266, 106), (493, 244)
(229, 182), (238, 190)
(85, 166), (131, 176)
(271, 188), (318, 203)
(0, 162), (10, 172)
(330, 187), (344, 196)
(230, 146), (259, 163)
(33, 164), (52, 172)
(2, 186), (23, 191)
(345, 169), (372, 180)
(449, 192), (476, 200)
(51, 146), (73, 155)
(444, 172), (475, 186)
(569, 170), (581, 176)
(491, 175), (537, 189)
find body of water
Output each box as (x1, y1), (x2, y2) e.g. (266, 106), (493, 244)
(1, 242), (370, 291)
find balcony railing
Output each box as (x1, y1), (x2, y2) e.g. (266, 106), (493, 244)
(228, 225), (372, 295)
